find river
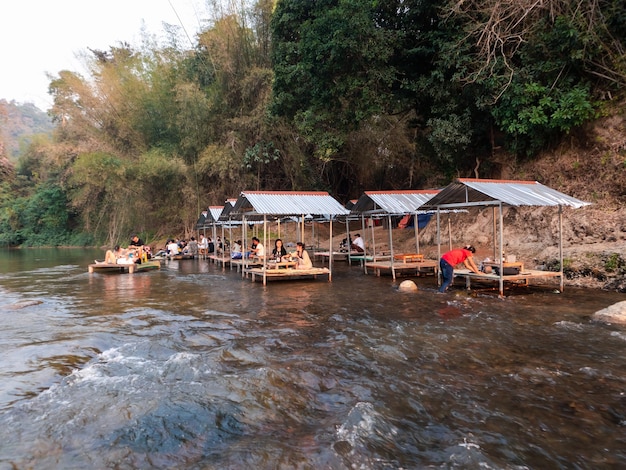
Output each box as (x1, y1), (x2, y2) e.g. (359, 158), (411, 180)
(0, 248), (624, 469)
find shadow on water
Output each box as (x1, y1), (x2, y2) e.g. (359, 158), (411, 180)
(0, 248), (624, 468)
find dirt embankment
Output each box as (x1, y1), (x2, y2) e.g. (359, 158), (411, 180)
(330, 107), (626, 292)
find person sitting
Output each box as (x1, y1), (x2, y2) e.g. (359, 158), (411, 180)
(249, 236), (265, 260)
(351, 233), (365, 253)
(231, 240), (243, 259)
(130, 234), (144, 248)
(271, 238), (288, 261)
(167, 239), (180, 257)
(288, 242), (313, 270)
(186, 236), (199, 257)
(199, 235), (208, 255)
(104, 245), (125, 264)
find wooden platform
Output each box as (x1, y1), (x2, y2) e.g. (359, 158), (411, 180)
(208, 254), (231, 268)
(314, 251), (351, 262)
(453, 268), (562, 289)
(169, 254), (196, 260)
(230, 258), (264, 272)
(244, 266), (330, 283)
(88, 260), (161, 274)
(364, 259), (438, 280)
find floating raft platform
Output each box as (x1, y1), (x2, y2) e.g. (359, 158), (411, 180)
(364, 259), (438, 280)
(453, 268), (562, 289)
(244, 267), (330, 283)
(88, 260), (161, 274)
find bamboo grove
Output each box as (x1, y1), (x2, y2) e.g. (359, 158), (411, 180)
(1, 0), (624, 246)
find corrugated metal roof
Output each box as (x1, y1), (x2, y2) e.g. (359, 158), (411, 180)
(421, 178), (590, 209)
(229, 191), (350, 219)
(207, 206), (223, 223)
(351, 190), (441, 215)
(195, 211), (208, 228)
(218, 199), (237, 221)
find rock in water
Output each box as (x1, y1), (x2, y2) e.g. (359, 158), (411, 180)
(8, 300), (43, 309)
(398, 280), (418, 292)
(592, 301), (626, 325)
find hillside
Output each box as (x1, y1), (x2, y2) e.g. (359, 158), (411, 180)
(0, 99), (54, 160)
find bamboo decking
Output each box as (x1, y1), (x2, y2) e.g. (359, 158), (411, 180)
(453, 268), (563, 289)
(88, 260), (161, 274)
(244, 266), (331, 283)
(364, 259), (438, 280)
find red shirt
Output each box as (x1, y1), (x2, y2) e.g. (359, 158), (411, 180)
(442, 248), (472, 266)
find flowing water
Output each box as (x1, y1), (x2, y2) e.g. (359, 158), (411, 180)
(0, 248), (624, 469)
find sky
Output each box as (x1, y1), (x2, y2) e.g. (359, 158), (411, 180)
(0, 0), (207, 111)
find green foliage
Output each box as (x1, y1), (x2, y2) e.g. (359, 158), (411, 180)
(604, 253), (624, 273)
(493, 82), (597, 155)
(0, 184), (83, 246)
(2, 0), (624, 245)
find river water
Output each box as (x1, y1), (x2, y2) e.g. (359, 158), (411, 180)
(0, 248), (624, 469)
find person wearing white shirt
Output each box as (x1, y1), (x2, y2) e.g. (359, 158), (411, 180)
(351, 234), (365, 253)
(250, 237), (265, 259)
(167, 239), (180, 257)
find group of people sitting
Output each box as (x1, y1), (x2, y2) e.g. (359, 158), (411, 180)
(230, 237), (313, 270)
(103, 235), (152, 265)
(104, 234), (314, 270)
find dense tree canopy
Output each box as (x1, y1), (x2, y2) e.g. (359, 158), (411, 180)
(0, 0), (624, 246)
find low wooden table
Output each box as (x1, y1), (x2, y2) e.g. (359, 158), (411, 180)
(266, 260), (298, 269)
(394, 253), (424, 263)
(483, 261), (524, 274)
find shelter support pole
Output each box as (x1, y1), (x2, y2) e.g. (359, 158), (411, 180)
(370, 216), (376, 261)
(388, 214), (395, 281)
(448, 215), (452, 251)
(329, 218), (333, 281)
(498, 203), (504, 297)
(492, 206), (497, 260)
(436, 209), (441, 287)
(559, 205), (564, 292)
(361, 215), (367, 273)
(263, 215), (267, 286)
(414, 213), (420, 254)
(346, 219), (352, 266)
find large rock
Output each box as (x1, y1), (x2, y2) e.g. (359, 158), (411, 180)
(592, 301), (626, 325)
(398, 280), (418, 292)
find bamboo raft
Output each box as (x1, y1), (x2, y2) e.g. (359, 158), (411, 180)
(88, 260), (161, 274)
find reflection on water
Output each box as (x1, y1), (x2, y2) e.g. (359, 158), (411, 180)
(0, 248), (625, 469)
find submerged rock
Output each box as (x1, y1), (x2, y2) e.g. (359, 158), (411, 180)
(398, 280), (418, 292)
(8, 300), (43, 309)
(592, 301), (626, 325)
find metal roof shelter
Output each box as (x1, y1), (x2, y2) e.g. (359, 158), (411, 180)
(195, 206), (226, 247)
(228, 191), (350, 284)
(421, 178), (591, 295)
(349, 190), (440, 273)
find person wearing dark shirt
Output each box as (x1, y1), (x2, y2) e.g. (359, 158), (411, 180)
(130, 235), (144, 247)
(271, 239), (288, 260)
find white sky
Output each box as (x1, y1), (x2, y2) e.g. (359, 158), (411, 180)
(0, 0), (207, 111)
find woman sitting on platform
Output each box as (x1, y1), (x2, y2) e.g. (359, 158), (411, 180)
(271, 239), (288, 261)
(231, 240), (243, 259)
(288, 242), (313, 270)
(104, 245), (126, 264)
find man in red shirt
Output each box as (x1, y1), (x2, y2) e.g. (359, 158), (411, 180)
(439, 245), (479, 293)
